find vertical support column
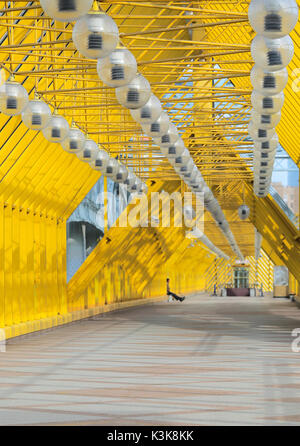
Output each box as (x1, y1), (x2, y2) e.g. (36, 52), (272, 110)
(26, 210), (35, 324)
(12, 205), (20, 325)
(4, 203), (13, 327)
(299, 168), (300, 231)
(57, 219), (67, 315)
(35, 212), (43, 319)
(0, 201), (4, 327)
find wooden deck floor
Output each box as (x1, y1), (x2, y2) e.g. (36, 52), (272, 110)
(1, 294), (300, 426)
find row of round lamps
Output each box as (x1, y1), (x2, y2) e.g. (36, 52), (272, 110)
(0, 0), (244, 259)
(0, 81), (147, 194)
(38, 0), (244, 260)
(248, 0), (298, 198)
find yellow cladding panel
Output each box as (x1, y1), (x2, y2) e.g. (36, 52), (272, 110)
(0, 1), (299, 338)
(67, 180), (213, 310)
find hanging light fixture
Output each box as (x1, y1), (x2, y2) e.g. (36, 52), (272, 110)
(238, 205), (250, 221)
(42, 113), (70, 143)
(138, 183), (148, 195)
(180, 160), (197, 179)
(248, 121), (276, 142)
(183, 205), (196, 223)
(250, 65), (288, 95)
(254, 153), (277, 168)
(169, 148), (192, 168)
(253, 158), (275, 172)
(39, 0), (94, 23)
(97, 47), (137, 88)
(0, 78), (29, 116)
(61, 123), (86, 153)
(72, 2), (119, 60)
(77, 138), (99, 163)
(182, 165), (199, 183)
(104, 157), (119, 178)
(256, 180), (271, 187)
(21, 97), (51, 130)
(90, 148), (110, 172)
(251, 34), (294, 71)
(251, 90), (284, 114)
(248, 0), (298, 201)
(124, 171), (137, 189)
(113, 163), (129, 183)
(160, 138), (186, 159)
(153, 123), (179, 148)
(128, 177), (142, 193)
(254, 185), (270, 198)
(254, 133), (279, 153)
(251, 109), (281, 129)
(115, 73), (152, 109)
(249, 0), (299, 39)
(174, 159), (194, 179)
(187, 171), (205, 189)
(142, 112), (170, 138)
(130, 95), (162, 125)
(254, 166), (274, 178)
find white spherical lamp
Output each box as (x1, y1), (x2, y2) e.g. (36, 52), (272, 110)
(153, 123), (179, 147)
(72, 10), (119, 60)
(22, 99), (51, 130)
(39, 0), (93, 23)
(115, 74), (151, 109)
(184, 165), (198, 183)
(42, 114), (69, 143)
(251, 109), (281, 129)
(249, 0), (299, 39)
(124, 171), (137, 188)
(238, 204), (250, 220)
(142, 112), (170, 138)
(248, 121), (276, 142)
(254, 151), (276, 165)
(251, 90), (284, 114)
(0, 80), (28, 116)
(181, 160), (197, 179)
(130, 95), (162, 125)
(160, 138), (185, 159)
(174, 159), (194, 177)
(97, 47), (137, 88)
(138, 183), (148, 195)
(61, 125), (86, 153)
(169, 148), (191, 168)
(253, 157), (275, 170)
(254, 133), (279, 153)
(189, 172), (205, 189)
(254, 166), (274, 177)
(250, 65), (288, 96)
(90, 148), (109, 172)
(114, 163), (128, 183)
(128, 177), (142, 193)
(104, 157), (119, 178)
(77, 138), (99, 163)
(251, 34), (294, 71)
(190, 184), (204, 193)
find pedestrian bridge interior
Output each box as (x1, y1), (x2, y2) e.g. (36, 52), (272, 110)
(0, 0), (300, 426)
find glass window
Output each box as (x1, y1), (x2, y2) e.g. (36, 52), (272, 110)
(66, 175), (130, 282)
(234, 267), (249, 288)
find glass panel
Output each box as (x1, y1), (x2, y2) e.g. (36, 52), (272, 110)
(271, 146), (299, 227)
(234, 267), (249, 288)
(66, 175), (130, 282)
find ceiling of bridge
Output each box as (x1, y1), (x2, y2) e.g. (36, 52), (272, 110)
(0, 0), (298, 258)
